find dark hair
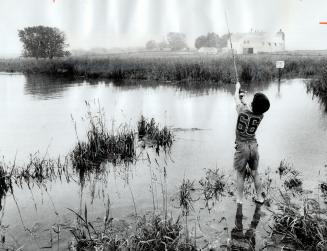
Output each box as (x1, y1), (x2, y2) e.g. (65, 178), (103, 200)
(251, 93), (270, 115)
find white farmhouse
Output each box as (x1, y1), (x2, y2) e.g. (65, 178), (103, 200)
(225, 29), (285, 54)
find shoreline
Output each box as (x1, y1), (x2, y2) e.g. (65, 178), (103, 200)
(0, 53), (325, 84)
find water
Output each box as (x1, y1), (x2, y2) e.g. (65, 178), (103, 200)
(0, 73), (326, 250)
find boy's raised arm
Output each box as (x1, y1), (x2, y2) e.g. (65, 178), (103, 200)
(234, 81), (242, 106)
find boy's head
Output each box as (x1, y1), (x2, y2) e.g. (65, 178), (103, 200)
(251, 93), (270, 115)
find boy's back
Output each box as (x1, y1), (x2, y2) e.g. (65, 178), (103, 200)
(235, 103), (263, 142)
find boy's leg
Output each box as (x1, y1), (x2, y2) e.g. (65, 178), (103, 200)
(249, 143), (264, 203)
(251, 169), (264, 202)
(236, 169), (245, 204)
(234, 142), (248, 204)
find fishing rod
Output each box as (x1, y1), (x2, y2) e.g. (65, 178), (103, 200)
(225, 11), (239, 83)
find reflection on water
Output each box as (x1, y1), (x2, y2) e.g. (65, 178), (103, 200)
(24, 74), (274, 99)
(0, 73), (327, 249)
(24, 74), (80, 99)
(229, 203), (262, 250)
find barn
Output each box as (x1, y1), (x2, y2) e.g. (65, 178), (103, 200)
(225, 29), (285, 54)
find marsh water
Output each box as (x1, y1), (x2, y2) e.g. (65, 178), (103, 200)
(0, 73), (327, 250)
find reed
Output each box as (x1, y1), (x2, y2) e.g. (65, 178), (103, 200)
(178, 178), (196, 217)
(67, 200), (126, 250)
(138, 116), (174, 153)
(320, 182), (327, 201)
(269, 193), (327, 250)
(68, 203), (195, 250)
(71, 102), (136, 174)
(307, 67), (327, 111)
(0, 164), (11, 211)
(2, 53), (326, 83)
(278, 161), (303, 192)
(15, 153), (69, 186)
(198, 168), (227, 211)
(0, 152), (69, 213)
(129, 215), (195, 251)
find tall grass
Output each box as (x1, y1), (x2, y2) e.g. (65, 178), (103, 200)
(68, 164), (196, 250)
(0, 152), (69, 211)
(70, 102), (136, 175)
(278, 160), (303, 193)
(307, 67), (327, 111)
(178, 179), (196, 217)
(1, 53), (327, 83)
(68, 204), (194, 251)
(138, 116), (174, 153)
(199, 168), (228, 211)
(269, 193), (327, 250)
(0, 163), (11, 211)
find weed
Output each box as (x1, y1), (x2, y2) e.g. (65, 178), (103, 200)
(129, 215), (190, 251)
(178, 179), (196, 217)
(278, 159), (292, 178)
(199, 168), (227, 211)
(284, 177), (303, 191)
(269, 193), (327, 250)
(0, 152), (69, 212)
(68, 202), (196, 251)
(320, 182), (327, 200)
(307, 68), (327, 111)
(138, 116), (174, 153)
(0, 164), (11, 211)
(71, 102), (136, 174)
(277, 160), (303, 192)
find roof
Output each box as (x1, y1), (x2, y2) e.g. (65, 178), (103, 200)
(231, 32), (283, 43)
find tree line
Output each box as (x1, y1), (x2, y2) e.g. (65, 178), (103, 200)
(17, 25), (231, 59)
(146, 32), (229, 51)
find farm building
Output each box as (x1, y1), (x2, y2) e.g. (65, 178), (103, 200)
(225, 29), (285, 54)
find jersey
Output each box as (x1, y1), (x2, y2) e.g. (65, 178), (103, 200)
(235, 103), (263, 142)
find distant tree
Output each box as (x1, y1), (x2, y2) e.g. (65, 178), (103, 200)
(158, 40), (169, 50)
(18, 26), (70, 59)
(195, 35), (207, 49)
(195, 32), (229, 50)
(194, 32), (219, 49)
(145, 40), (158, 50)
(166, 32), (187, 51)
(218, 33), (229, 48)
(206, 32), (220, 47)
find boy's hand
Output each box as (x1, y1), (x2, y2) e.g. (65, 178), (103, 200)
(234, 81), (243, 106)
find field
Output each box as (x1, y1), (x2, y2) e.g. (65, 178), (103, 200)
(1, 51), (327, 84)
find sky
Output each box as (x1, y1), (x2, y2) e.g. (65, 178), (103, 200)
(0, 0), (327, 57)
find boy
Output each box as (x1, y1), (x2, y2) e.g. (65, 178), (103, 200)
(234, 81), (270, 204)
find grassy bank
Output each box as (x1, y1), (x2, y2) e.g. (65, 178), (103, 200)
(1, 53), (327, 83)
(307, 68), (327, 111)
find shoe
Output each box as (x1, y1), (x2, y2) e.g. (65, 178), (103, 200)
(252, 197), (264, 205)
